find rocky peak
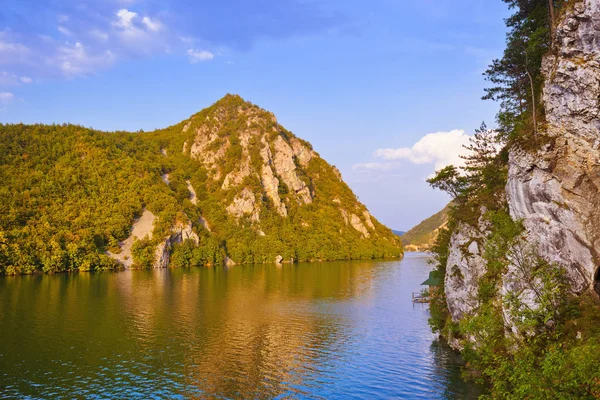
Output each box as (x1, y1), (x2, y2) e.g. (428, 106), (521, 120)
(184, 94), (317, 221)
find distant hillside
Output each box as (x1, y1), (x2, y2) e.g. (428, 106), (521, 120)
(0, 94), (402, 275)
(401, 204), (450, 252)
(392, 230), (406, 236)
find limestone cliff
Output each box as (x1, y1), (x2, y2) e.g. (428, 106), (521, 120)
(506, 0), (600, 294)
(443, 0), (600, 340)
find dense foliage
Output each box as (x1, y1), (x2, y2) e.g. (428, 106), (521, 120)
(0, 95), (401, 275)
(426, 1), (600, 397)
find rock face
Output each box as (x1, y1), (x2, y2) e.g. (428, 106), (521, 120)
(227, 188), (260, 222)
(443, 0), (600, 343)
(179, 94), (387, 246)
(506, 0), (600, 294)
(107, 209), (156, 268)
(153, 221), (199, 268)
(445, 219), (489, 322)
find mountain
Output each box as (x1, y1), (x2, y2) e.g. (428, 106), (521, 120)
(401, 204), (449, 252)
(391, 230), (405, 236)
(0, 94), (402, 275)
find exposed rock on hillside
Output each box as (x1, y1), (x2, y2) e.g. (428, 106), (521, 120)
(0, 94), (402, 275)
(445, 219), (489, 322)
(108, 209), (156, 268)
(227, 188), (260, 222)
(154, 221), (199, 268)
(506, 0), (600, 294)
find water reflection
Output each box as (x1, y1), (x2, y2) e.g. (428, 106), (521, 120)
(0, 255), (478, 399)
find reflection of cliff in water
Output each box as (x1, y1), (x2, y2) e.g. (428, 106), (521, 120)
(428, 339), (484, 399)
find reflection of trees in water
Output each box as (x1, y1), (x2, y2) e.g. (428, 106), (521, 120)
(113, 261), (389, 398)
(428, 339), (484, 400)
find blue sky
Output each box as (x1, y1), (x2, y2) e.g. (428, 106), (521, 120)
(0, 0), (510, 230)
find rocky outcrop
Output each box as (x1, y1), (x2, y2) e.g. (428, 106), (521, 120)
(153, 221), (199, 268)
(273, 136), (313, 204)
(186, 180), (198, 205)
(506, 0), (600, 294)
(107, 209), (156, 268)
(222, 159), (251, 190)
(340, 208), (371, 238)
(363, 210), (376, 231)
(443, 1), (600, 342)
(226, 187), (260, 222)
(350, 214), (370, 238)
(445, 218), (489, 322)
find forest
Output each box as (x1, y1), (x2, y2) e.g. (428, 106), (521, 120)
(0, 95), (402, 275)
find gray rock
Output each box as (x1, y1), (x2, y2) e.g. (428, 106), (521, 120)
(506, 0), (600, 294)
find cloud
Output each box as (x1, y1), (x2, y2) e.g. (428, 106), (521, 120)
(0, 92), (15, 105)
(58, 26), (71, 36)
(374, 130), (472, 171)
(0, 0), (346, 83)
(0, 34), (31, 65)
(115, 9), (138, 30)
(352, 162), (396, 172)
(54, 42), (115, 77)
(0, 71), (33, 86)
(187, 49), (214, 63)
(142, 17), (162, 32)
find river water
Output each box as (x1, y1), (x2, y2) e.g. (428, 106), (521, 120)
(0, 252), (481, 399)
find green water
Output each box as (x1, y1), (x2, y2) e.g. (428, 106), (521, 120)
(0, 254), (480, 399)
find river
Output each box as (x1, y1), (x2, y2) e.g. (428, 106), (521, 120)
(0, 252), (481, 399)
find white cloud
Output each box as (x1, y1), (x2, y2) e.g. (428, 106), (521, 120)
(0, 35), (30, 64)
(0, 8), (213, 82)
(374, 129), (470, 170)
(352, 162), (396, 172)
(115, 9), (138, 30)
(0, 92), (15, 105)
(58, 26), (71, 36)
(187, 49), (214, 63)
(374, 130), (472, 171)
(142, 16), (162, 32)
(54, 42), (115, 77)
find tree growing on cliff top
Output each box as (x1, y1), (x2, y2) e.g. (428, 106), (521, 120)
(483, 0), (561, 141)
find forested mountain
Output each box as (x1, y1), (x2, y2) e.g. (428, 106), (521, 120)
(0, 95), (402, 275)
(400, 204), (449, 252)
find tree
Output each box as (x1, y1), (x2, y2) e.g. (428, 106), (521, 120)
(426, 165), (469, 201)
(483, 0), (553, 141)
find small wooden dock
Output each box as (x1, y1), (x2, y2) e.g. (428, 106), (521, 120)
(412, 292), (429, 303)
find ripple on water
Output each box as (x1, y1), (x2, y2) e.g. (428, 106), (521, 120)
(0, 256), (480, 399)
